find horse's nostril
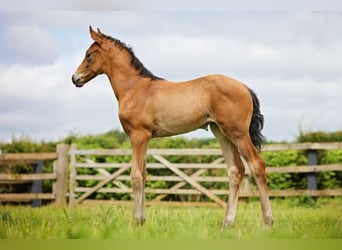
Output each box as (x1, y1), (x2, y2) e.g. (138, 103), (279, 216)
(72, 74), (84, 87)
(72, 74), (78, 84)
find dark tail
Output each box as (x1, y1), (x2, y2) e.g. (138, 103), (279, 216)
(247, 88), (265, 152)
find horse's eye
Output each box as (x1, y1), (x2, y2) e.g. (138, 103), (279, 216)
(85, 53), (91, 59)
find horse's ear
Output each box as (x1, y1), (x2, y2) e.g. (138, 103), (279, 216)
(89, 26), (103, 43)
(89, 26), (111, 51)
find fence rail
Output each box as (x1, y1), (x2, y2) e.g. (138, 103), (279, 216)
(68, 142), (342, 156)
(0, 152), (57, 162)
(0, 144), (69, 206)
(69, 142), (342, 207)
(1, 143), (341, 207)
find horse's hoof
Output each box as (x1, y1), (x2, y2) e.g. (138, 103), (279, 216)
(221, 219), (235, 230)
(263, 215), (274, 228)
(133, 217), (146, 226)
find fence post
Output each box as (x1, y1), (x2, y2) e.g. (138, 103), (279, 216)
(69, 143), (77, 207)
(54, 143), (69, 206)
(31, 160), (43, 207)
(307, 149), (318, 190)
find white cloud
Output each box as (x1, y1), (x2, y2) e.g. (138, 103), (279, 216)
(2, 0), (342, 11)
(246, 76), (342, 141)
(0, 60), (119, 141)
(1, 63), (63, 100)
(1, 24), (60, 64)
(0, 11), (342, 142)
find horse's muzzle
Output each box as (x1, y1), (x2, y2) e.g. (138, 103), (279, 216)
(72, 74), (84, 88)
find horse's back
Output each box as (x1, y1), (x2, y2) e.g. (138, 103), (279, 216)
(185, 74), (252, 106)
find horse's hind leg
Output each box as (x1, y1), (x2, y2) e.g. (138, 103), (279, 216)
(234, 135), (273, 226)
(210, 123), (245, 227)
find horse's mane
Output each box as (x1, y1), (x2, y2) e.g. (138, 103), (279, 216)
(100, 32), (163, 81)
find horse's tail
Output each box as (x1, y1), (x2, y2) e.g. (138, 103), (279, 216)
(247, 88), (265, 152)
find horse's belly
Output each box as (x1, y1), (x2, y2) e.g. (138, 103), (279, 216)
(151, 93), (214, 137)
(152, 116), (211, 138)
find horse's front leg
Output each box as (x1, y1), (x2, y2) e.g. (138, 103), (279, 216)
(130, 131), (150, 225)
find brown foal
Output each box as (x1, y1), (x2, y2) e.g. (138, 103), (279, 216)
(72, 27), (273, 227)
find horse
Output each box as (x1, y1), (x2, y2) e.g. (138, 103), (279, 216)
(72, 26), (273, 227)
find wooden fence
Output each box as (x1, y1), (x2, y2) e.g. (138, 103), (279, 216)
(0, 144), (69, 206)
(69, 142), (342, 207)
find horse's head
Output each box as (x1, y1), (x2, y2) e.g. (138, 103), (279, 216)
(72, 26), (111, 87)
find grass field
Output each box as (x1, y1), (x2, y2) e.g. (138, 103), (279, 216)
(0, 198), (341, 239)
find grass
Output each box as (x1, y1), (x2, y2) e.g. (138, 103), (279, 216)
(0, 198), (341, 239)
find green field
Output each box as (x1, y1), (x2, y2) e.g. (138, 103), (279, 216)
(0, 198), (341, 239)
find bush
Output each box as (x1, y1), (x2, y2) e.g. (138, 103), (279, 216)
(297, 130), (342, 142)
(0, 136), (57, 200)
(261, 150), (308, 190)
(317, 150), (342, 189)
(296, 130), (342, 189)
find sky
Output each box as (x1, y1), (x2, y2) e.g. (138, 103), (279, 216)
(1, 2), (342, 143)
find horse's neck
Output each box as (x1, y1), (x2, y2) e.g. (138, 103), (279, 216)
(107, 68), (139, 101)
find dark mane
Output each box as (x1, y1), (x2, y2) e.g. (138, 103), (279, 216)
(100, 32), (163, 81)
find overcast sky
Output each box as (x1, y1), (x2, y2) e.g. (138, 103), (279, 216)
(1, 5), (342, 142)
